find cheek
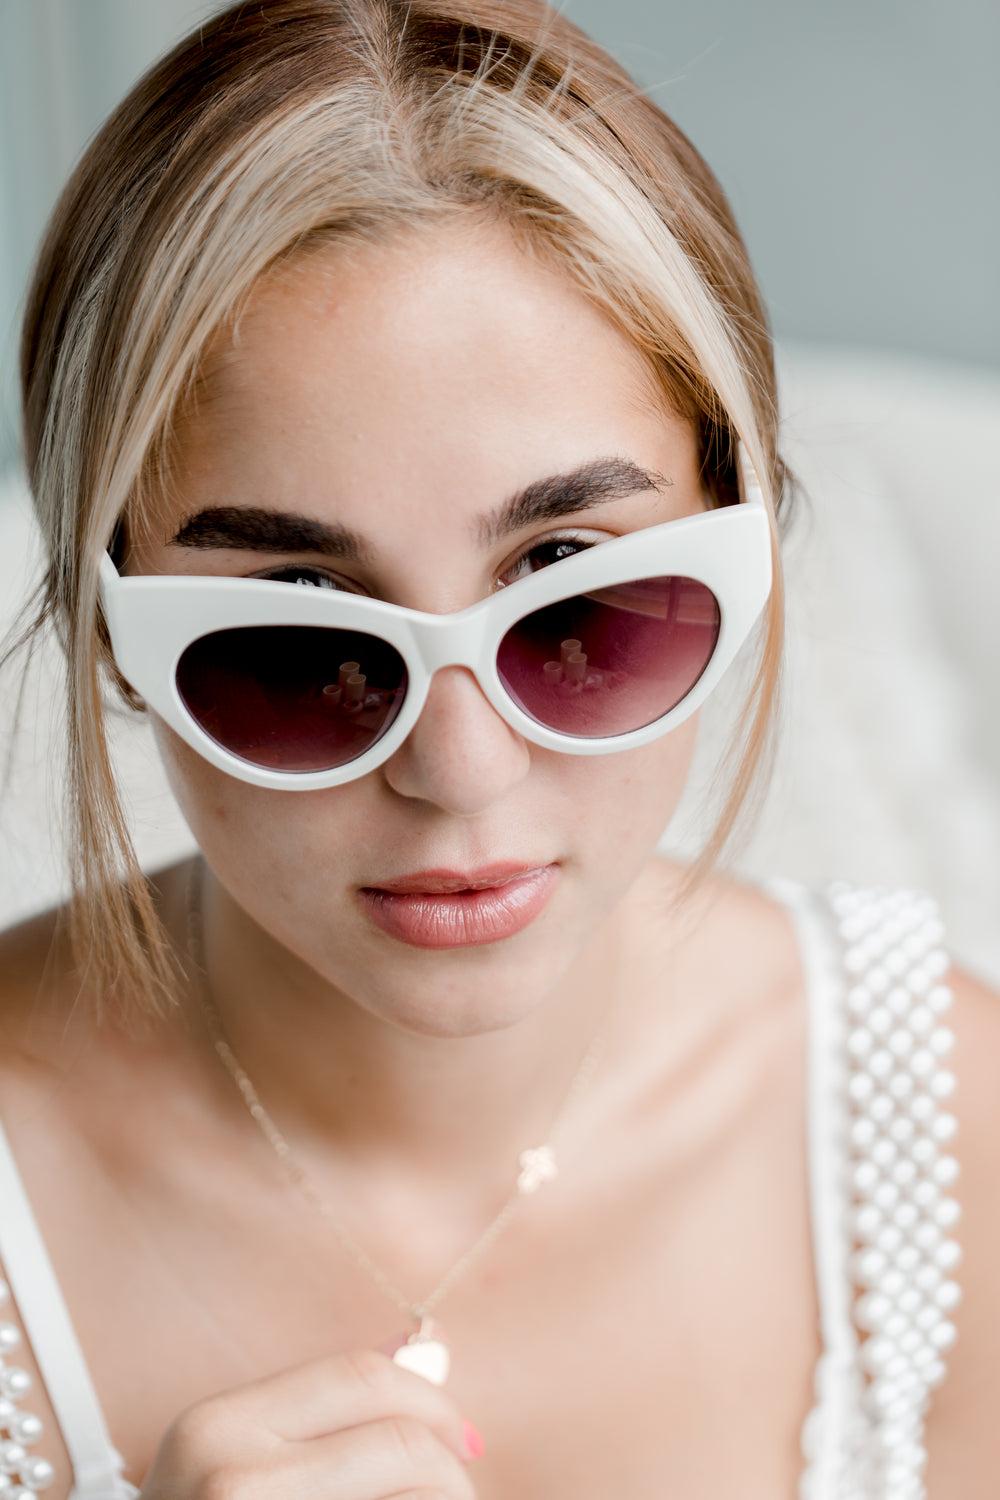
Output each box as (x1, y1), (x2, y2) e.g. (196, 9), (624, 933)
(558, 714), (700, 853)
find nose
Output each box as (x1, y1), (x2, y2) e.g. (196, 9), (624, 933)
(381, 665), (532, 813)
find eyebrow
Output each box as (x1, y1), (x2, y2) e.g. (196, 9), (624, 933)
(166, 457), (666, 558)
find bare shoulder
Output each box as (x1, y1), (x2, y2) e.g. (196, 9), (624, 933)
(925, 963), (1000, 1492)
(0, 903), (74, 1068)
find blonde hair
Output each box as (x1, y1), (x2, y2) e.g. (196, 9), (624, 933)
(19, 0), (786, 1016)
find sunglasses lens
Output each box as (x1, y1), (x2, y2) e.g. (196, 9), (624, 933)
(176, 626), (407, 772)
(496, 576), (720, 738)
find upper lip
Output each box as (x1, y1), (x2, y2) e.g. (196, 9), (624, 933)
(364, 863), (550, 895)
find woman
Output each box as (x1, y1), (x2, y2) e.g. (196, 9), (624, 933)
(1, 2), (998, 1496)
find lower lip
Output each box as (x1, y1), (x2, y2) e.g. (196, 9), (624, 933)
(359, 866), (560, 949)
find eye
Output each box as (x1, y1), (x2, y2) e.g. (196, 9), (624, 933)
(499, 536), (595, 588)
(251, 564), (362, 592)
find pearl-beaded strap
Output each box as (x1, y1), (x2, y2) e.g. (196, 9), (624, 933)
(832, 884), (960, 1500)
(0, 1119), (137, 1498)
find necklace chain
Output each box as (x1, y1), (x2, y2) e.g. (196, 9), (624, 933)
(186, 861), (605, 1331)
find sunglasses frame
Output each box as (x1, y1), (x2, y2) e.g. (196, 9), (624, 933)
(99, 458), (772, 790)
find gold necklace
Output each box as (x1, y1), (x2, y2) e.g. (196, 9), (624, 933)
(186, 861), (605, 1385)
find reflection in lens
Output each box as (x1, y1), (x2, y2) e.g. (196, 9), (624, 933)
(496, 576), (720, 737)
(176, 626), (407, 771)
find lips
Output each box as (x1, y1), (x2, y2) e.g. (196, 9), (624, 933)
(370, 864), (544, 895)
(358, 863), (560, 948)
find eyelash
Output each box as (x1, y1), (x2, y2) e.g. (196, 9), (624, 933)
(253, 533), (597, 593)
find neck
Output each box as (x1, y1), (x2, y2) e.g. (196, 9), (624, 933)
(183, 859), (639, 1196)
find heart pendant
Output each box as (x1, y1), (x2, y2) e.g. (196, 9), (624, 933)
(392, 1336), (451, 1386)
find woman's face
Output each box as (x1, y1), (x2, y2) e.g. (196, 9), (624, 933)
(135, 220), (710, 1036)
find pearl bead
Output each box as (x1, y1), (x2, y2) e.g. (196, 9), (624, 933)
(6, 1416), (41, 1447)
(929, 1319), (957, 1351)
(19, 1456), (54, 1492)
(932, 1196), (961, 1227)
(855, 1203), (882, 1237)
(869, 1375), (900, 1409)
(929, 1027), (954, 1057)
(851, 1117), (878, 1150)
(853, 1161), (880, 1194)
(0, 1328), (20, 1357)
(868, 1005), (892, 1036)
(887, 985), (911, 1016)
(857, 1292), (892, 1330)
(888, 1029), (914, 1058)
(848, 1027), (874, 1058)
(891, 1159), (918, 1187)
(892, 1201), (919, 1231)
(872, 1138), (898, 1169)
(911, 1136), (938, 1167)
(909, 1049), (935, 1079)
(907, 966), (932, 996)
(934, 1238), (962, 1270)
(889, 1116), (916, 1145)
(924, 1357), (947, 1387)
(0, 1373), (30, 1402)
(897, 1288), (922, 1316)
(889, 1071), (914, 1101)
(854, 1248), (888, 1285)
(927, 984), (953, 1013)
(0, 1400), (15, 1426)
(871, 1092), (896, 1123)
(934, 1280), (962, 1312)
(896, 1244), (920, 1273)
(869, 965), (891, 995)
(849, 1072), (876, 1104)
(931, 1112), (958, 1144)
(870, 1048), (894, 1080)
(930, 1069), (956, 1100)
(915, 1264), (942, 1293)
(909, 1094), (935, 1124)
(898, 1328), (923, 1356)
(908, 1005), (933, 1036)
(912, 1179), (940, 1209)
(915, 1303), (942, 1332)
(876, 1224), (904, 1255)
(913, 1222), (942, 1252)
(847, 983), (874, 1015)
(885, 950), (908, 979)
(884, 1311), (910, 1340)
(0, 1445), (26, 1477)
(860, 1335), (894, 1372)
(874, 1180), (901, 1211)
(925, 950), (949, 979)
(931, 1155), (960, 1186)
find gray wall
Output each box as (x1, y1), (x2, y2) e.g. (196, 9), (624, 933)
(1, 0), (997, 469)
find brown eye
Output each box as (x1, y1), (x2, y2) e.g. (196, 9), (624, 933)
(253, 566), (349, 590)
(500, 539), (592, 587)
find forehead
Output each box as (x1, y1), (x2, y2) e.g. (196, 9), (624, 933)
(164, 220), (697, 546)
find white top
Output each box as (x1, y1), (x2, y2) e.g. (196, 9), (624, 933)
(0, 882), (960, 1499)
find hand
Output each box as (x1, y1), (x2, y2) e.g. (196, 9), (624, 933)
(139, 1348), (482, 1499)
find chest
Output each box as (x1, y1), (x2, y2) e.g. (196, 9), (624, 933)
(14, 1056), (821, 1498)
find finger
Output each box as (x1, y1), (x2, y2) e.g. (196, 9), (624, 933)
(206, 1347), (472, 1459)
(293, 1414), (478, 1500)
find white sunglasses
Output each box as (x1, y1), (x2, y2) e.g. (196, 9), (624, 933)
(99, 456), (772, 790)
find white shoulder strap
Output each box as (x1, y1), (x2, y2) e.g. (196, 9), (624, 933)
(768, 879), (860, 1498)
(0, 1114), (137, 1498)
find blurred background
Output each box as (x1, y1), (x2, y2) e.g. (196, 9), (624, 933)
(1, 0), (998, 977)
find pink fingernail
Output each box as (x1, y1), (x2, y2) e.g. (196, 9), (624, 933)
(462, 1419), (486, 1461)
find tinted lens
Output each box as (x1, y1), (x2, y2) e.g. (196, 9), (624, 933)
(176, 626), (407, 772)
(496, 576), (720, 738)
